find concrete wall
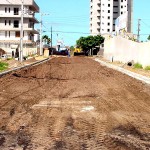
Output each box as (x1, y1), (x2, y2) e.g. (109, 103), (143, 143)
(23, 47), (37, 56)
(104, 36), (150, 68)
(1, 46), (37, 57)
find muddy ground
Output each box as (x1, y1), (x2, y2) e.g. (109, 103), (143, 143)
(0, 57), (150, 150)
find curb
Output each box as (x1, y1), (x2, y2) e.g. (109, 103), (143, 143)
(0, 58), (50, 77)
(94, 58), (150, 85)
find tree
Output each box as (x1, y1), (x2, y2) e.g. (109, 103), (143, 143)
(76, 35), (104, 55)
(70, 46), (75, 51)
(147, 35), (150, 41)
(42, 35), (51, 44)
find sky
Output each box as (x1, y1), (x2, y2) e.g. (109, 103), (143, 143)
(35, 0), (150, 46)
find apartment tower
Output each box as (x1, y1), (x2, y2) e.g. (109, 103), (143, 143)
(0, 0), (39, 46)
(90, 0), (133, 35)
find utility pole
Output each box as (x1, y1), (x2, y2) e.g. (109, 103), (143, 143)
(40, 13), (43, 56)
(137, 19), (141, 42)
(51, 26), (53, 55)
(40, 13), (49, 55)
(20, 0), (24, 62)
(51, 26), (52, 48)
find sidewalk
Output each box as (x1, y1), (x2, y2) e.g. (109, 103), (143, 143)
(94, 58), (150, 85)
(0, 57), (49, 77)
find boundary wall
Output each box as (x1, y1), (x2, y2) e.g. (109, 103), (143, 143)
(104, 36), (150, 68)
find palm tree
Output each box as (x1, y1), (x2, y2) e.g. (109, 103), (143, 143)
(42, 35), (51, 45)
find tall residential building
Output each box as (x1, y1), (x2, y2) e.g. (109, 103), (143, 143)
(0, 0), (39, 46)
(90, 0), (133, 35)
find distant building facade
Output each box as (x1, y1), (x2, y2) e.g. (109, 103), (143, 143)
(0, 0), (39, 47)
(90, 0), (133, 35)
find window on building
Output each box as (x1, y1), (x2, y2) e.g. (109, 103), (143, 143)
(9, 20), (11, 25)
(15, 31), (20, 37)
(5, 31), (7, 37)
(5, 7), (7, 13)
(108, 4), (110, 7)
(108, 10), (110, 13)
(9, 31), (10, 37)
(107, 29), (110, 32)
(9, 8), (10, 13)
(14, 8), (19, 15)
(14, 20), (19, 28)
(5, 20), (7, 26)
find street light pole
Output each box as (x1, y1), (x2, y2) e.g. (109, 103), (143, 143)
(20, 0), (24, 62)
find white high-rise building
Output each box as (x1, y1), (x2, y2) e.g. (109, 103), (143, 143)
(0, 0), (39, 46)
(90, 0), (133, 35)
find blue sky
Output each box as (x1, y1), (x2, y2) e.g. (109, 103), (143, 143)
(35, 0), (150, 46)
(133, 0), (150, 42)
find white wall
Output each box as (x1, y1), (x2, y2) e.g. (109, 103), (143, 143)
(104, 36), (150, 68)
(0, 31), (30, 41)
(1, 46), (37, 57)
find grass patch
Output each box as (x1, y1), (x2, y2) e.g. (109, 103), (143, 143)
(145, 66), (150, 70)
(0, 62), (8, 71)
(134, 63), (143, 69)
(7, 57), (14, 61)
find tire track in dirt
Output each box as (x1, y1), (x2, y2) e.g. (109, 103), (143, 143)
(0, 57), (150, 149)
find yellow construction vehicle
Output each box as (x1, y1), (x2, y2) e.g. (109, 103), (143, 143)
(74, 48), (84, 56)
(74, 48), (82, 53)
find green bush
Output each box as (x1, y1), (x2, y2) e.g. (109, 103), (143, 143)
(145, 66), (150, 70)
(134, 63), (143, 69)
(0, 62), (8, 71)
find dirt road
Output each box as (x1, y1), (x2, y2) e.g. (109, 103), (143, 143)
(0, 57), (150, 150)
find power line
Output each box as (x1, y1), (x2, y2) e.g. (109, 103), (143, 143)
(53, 31), (90, 34)
(141, 20), (150, 29)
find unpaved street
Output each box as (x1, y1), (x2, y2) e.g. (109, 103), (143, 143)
(0, 57), (150, 150)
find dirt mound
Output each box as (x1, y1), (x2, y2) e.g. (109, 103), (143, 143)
(0, 57), (150, 149)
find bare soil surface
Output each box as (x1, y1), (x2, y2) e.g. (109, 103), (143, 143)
(0, 57), (150, 150)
